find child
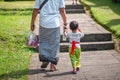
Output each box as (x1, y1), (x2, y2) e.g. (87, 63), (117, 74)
(64, 21), (84, 74)
(72, 0), (78, 5)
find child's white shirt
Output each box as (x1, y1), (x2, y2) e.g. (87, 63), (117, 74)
(66, 31), (84, 48)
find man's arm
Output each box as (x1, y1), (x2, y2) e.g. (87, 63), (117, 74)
(59, 8), (67, 26)
(59, 8), (67, 34)
(30, 9), (39, 31)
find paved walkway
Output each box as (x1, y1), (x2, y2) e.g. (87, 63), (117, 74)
(28, 50), (120, 80)
(60, 13), (110, 35)
(28, 1), (120, 80)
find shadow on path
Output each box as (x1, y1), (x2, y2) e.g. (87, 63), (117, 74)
(29, 68), (72, 77)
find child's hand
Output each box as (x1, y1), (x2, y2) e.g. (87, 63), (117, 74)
(78, 27), (82, 32)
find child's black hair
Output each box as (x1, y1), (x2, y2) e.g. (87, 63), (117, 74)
(69, 21), (78, 30)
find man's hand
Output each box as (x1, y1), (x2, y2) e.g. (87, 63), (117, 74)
(63, 26), (68, 36)
(30, 9), (39, 31)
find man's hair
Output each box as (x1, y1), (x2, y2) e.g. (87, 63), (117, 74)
(69, 21), (78, 30)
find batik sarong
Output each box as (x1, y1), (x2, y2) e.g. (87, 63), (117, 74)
(69, 47), (81, 69)
(39, 26), (60, 65)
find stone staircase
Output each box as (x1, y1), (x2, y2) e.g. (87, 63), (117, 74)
(34, 2), (114, 53)
(60, 3), (114, 52)
(66, 5), (85, 13)
(60, 33), (114, 52)
(64, 0), (85, 14)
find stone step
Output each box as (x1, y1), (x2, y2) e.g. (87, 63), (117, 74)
(65, 4), (85, 13)
(60, 41), (114, 52)
(66, 9), (85, 14)
(65, 5), (84, 9)
(60, 33), (112, 42)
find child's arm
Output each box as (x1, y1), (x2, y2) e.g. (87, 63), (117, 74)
(78, 27), (84, 38)
(81, 32), (84, 38)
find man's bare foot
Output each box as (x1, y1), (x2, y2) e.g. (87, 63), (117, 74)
(50, 63), (58, 71)
(41, 62), (49, 68)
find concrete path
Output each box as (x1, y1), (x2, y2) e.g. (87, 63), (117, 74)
(28, 1), (120, 80)
(28, 50), (120, 80)
(60, 13), (110, 35)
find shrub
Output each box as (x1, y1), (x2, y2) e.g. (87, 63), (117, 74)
(0, 0), (4, 1)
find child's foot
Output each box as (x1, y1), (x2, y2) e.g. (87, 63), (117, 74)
(76, 67), (80, 71)
(72, 70), (77, 74)
(50, 63), (58, 71)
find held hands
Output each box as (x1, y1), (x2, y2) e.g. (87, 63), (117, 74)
(63, 27), (67, 36)
(63, 25), (67, 41)
(63, 23), (68, 36)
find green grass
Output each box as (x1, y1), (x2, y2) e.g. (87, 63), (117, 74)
(0, 15), (35, 80)
(0, 1), (35, 80)
(0, 1), (34, 15)
(0, 1), (34, 9)
(80, 0), (120, 40)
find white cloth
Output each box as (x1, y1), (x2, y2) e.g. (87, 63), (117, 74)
(34, 0), (65, 28)
(66, 32), (84, 48)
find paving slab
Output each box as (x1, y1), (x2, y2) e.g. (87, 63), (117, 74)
(81, 50), (119, 66)
(28, 50), (120, 80)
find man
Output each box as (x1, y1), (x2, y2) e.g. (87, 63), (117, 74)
(30, 0), (67, 71)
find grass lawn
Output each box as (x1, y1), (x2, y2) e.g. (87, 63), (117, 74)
(0, 1), (34, 15)
(80, 0), (120, 40)
(0, 1), (34, 9)
(0, 1), (35, 80)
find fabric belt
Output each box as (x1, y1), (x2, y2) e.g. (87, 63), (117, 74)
(70, 41), (80, 55)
